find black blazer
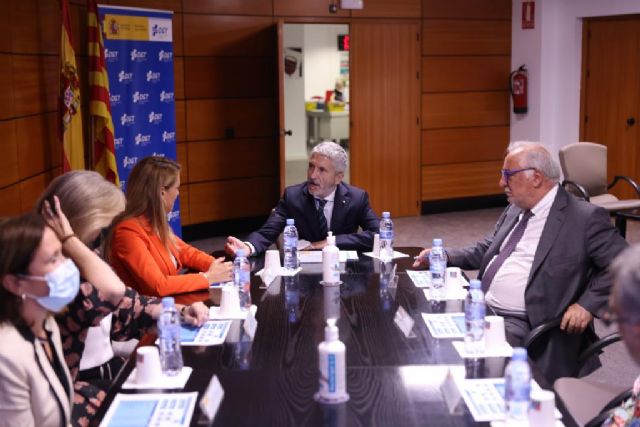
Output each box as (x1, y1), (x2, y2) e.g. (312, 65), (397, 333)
(246, 182), (380, 254)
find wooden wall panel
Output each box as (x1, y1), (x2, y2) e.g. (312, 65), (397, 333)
(0, 4), (12, 53)
(174, 57), (185, 100)
(176, 142), (188, 183)
(16, 113), (59, 179)
(173, 12), (184, 57)
(69, 2), (88, 56)
(186, 98), (275, 141)
(179, 184), (190, 225)
(183, 15), (274, 57)
(188, 177), (278, 223)
(352, 0), (421, 18)
(0, 54), (15, 120)
(12, 56), (58, 117)
(187, 139), (277, 182)
(19, 170), (57, 212)
(273, 0), (350, 17)
(184, 57), (275, 99)
(351, 22), (421, 216)
(423, 20), (511, 55)
(175, 100), (186, 142)
(0, 186), (22, 217)
(107, 0), (182, 12)
(421, 160), (503, 200)
(423, 0), (511, 19)
(183, 0), (272, 16)
(0, 121), (19, 188)
(422, 92), (509, 129)
(422, 126), (508, 165)
(422, 56), (510, 92)
(10, 0), (59, 55)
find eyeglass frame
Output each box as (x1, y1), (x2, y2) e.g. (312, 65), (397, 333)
(500, 167), (537, 181)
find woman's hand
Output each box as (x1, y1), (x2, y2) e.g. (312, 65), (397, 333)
(205, 257), (233, 284)
(41, 195), (75, 240)
(182, 302), (209, 326)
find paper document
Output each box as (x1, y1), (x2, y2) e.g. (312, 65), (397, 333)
(408, 270), (470, 288)
(298, 251), (358, 263)
(421, 312), (466, 338)
(100, 392), (198, 427)
(179, 320), (230, 346)
(423, 288), (468, 301)
(457, 378), (561, 422)
(363, 251), (409, 260)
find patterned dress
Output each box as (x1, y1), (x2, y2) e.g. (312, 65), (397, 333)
(602, 375), (640, 427)
(56, 283), (160, 427)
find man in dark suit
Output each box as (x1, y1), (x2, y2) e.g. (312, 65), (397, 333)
(226, 141), (379, 255)
(415, 141), (627, 382)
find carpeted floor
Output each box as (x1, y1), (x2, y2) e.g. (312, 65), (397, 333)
(190, 207), (640, 391)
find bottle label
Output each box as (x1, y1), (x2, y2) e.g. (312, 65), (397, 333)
(380, 230), (393, 240)
(328, 354), (336, 392)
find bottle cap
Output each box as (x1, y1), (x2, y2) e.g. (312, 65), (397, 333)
(382, 211), (390, 218)
(286, 218), (295, 225)
(161, 296), (175, 308)
(235, 249), (246, 257)
(432, 238), (443, 246)
(512, 347), (528, 360)
(469, 279), (481, 289)
(325, 324), (339, 341)
(326, 231), (336, 246)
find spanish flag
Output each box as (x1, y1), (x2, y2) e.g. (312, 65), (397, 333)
(59, 0), (84, 171)
(88, 0), (119, 185)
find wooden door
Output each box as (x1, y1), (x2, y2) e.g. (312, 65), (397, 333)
(350, 22), (421, 217)
(582, 17), (640, 199)
(277, 19), (286, 193)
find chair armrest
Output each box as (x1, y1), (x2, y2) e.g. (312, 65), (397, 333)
(522, 317), (562, 349)
(608, 175), (640, 197)
(577, 332), (622, 369)
(562, 180), (590, 201)
(584, 388), (634, 427)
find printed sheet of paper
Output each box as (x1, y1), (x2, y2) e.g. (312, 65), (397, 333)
(457, 378), (561, 422)
(100, 392), (198, 427)
(298, 251), (358, 263)
(179, 320), (230, 346)
(421, 312), (466, 338)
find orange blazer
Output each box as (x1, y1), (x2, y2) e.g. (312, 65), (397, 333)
(110, 216), (213, 297)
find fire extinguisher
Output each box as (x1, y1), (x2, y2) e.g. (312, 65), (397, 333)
(510, 65), (528, 114)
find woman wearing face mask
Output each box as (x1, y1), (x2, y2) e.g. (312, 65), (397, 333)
(0, 209), (125, 427)
(108, 156), (232, 297)
(37, 171), (210, 427)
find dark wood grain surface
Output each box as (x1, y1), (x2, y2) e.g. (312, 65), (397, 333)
(93, 248), (576, 427)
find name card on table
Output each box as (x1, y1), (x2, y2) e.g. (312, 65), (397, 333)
(243, 305), (258, 339)
(199, 375), (224, 422)
(393, 305), (415, 338)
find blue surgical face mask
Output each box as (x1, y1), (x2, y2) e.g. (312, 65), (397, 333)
(21, 258), (80, 312)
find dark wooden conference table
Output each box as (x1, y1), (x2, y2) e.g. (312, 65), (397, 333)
(94, 247), (576, 427)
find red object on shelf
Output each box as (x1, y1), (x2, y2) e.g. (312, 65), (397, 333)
(325, 90), (333, 106)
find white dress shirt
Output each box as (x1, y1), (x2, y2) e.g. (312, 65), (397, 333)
(485, 185), (558, 312)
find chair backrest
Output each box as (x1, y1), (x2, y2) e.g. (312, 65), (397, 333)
(559, 142), (608, 197)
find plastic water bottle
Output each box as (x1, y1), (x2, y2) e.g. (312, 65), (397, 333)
(429, 238), (446, 300)
(379, 211), (394, 262)
(504, 347), (532, 424)
(464, 279), (486, 354)
(283, 218), (299, 270)
(233, 249), (251, 310)
(157, 296), (183, 376)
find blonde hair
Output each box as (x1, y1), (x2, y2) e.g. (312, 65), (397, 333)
(36, 171), (125, 244)
(114, 156), (180, 250)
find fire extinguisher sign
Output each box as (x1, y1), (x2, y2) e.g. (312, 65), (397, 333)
(522, 1), (535, 29)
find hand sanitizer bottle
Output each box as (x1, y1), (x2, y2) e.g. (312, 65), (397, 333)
(322, 231), (340, 284)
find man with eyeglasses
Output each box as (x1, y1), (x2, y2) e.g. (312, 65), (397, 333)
(415, 141), (627, 382)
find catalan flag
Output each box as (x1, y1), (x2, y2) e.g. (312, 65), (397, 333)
(88, 0), (119, 186)
(59, 0), (84, 171)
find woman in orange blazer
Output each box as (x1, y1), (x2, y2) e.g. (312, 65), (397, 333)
(108, 156), (232, 297)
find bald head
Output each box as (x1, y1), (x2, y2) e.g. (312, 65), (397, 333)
(506, 141), (561, 182)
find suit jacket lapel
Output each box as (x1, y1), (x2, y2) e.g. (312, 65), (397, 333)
(480, 207), (521, 273)
(528, 187), (567, 283)
(330, 183), (350, 231)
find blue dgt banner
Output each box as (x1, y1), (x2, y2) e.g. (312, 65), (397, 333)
(98, 5), (181, 236)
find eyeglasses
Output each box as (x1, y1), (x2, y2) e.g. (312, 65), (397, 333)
(500, 167), (536, 181)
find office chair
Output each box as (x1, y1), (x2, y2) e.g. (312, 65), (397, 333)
(558, 142), (640, 212)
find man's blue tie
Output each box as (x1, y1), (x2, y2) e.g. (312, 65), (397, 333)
(480, 210), (533, 293)
(316, 199), (328, 238)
